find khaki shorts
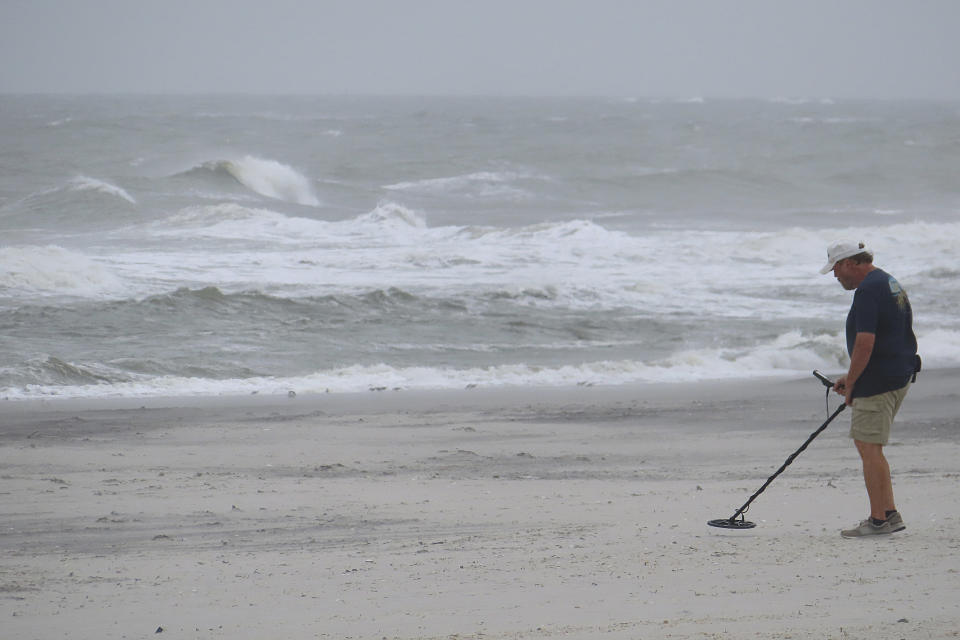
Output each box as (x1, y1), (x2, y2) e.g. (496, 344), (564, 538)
(850, 384), (910, 445)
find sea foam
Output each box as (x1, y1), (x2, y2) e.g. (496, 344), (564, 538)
(0, 329), (856, 400)
(0, 245), (122, 296)
(2, 316), (956, 403)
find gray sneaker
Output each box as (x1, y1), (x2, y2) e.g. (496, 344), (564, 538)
(841, 518), (893, 538)
(887, 511), (905, 532)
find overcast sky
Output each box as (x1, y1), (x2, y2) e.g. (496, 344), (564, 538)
(2, 0), (959, 99)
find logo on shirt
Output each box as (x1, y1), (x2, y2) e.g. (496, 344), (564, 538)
(889, 277), (909, 310)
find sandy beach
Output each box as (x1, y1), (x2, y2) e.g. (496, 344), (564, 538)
(2, 372), (958, 640)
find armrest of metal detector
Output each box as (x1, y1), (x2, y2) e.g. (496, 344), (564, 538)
(812, 370), (835, 388)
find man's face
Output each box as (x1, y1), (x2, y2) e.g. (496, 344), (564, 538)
(832, 259), (858, 290)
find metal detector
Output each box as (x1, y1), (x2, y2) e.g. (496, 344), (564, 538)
(707, 370), (845, 530)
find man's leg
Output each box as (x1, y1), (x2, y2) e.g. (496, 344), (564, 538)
(854, 439), (895, 521)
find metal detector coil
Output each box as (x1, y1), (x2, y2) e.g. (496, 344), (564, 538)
(707, 517), (756, 530)
(707, 370), (845, 530)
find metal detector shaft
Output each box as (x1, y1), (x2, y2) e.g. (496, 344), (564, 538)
(725, 402), (846, 522)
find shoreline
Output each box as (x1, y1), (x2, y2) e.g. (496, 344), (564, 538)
(4, 365), (956, 413)
(0, 369), (896, 415)
(1, 370), (957, 639)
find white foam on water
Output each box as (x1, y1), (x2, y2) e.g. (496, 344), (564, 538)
(144, 201), (428, 247)
(7, 327), (956, 402)
(350, 201), (428, 230)
(95, 209), (960, 322)
(916, 328), (960, 368)
(150, 202), (326, 242)
(0, 245), (123, 297)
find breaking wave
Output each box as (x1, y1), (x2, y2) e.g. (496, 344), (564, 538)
(68, 176), (137, 203)
(0, 245), (122, 296)
(176, 155), (320, 206)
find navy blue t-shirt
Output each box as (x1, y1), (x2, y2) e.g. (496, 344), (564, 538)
(846, 268), (918, 398)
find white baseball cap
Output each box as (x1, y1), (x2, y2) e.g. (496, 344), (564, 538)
(819, 240), (871, 274)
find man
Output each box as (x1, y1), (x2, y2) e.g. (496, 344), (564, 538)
(820, 240), (918, 538)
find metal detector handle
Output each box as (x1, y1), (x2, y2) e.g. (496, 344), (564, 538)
(812, 370), (835, 388)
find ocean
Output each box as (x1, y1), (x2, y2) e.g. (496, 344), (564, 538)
(1, 95), (958, 401)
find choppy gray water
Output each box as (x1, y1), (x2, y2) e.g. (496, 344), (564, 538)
(1, 95), (958, 399)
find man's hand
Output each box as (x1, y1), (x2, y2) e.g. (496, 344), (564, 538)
(832, 375), (846, 394)
(833, 375), (853, 405)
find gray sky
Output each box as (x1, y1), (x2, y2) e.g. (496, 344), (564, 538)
(2, 0), (959, 99)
